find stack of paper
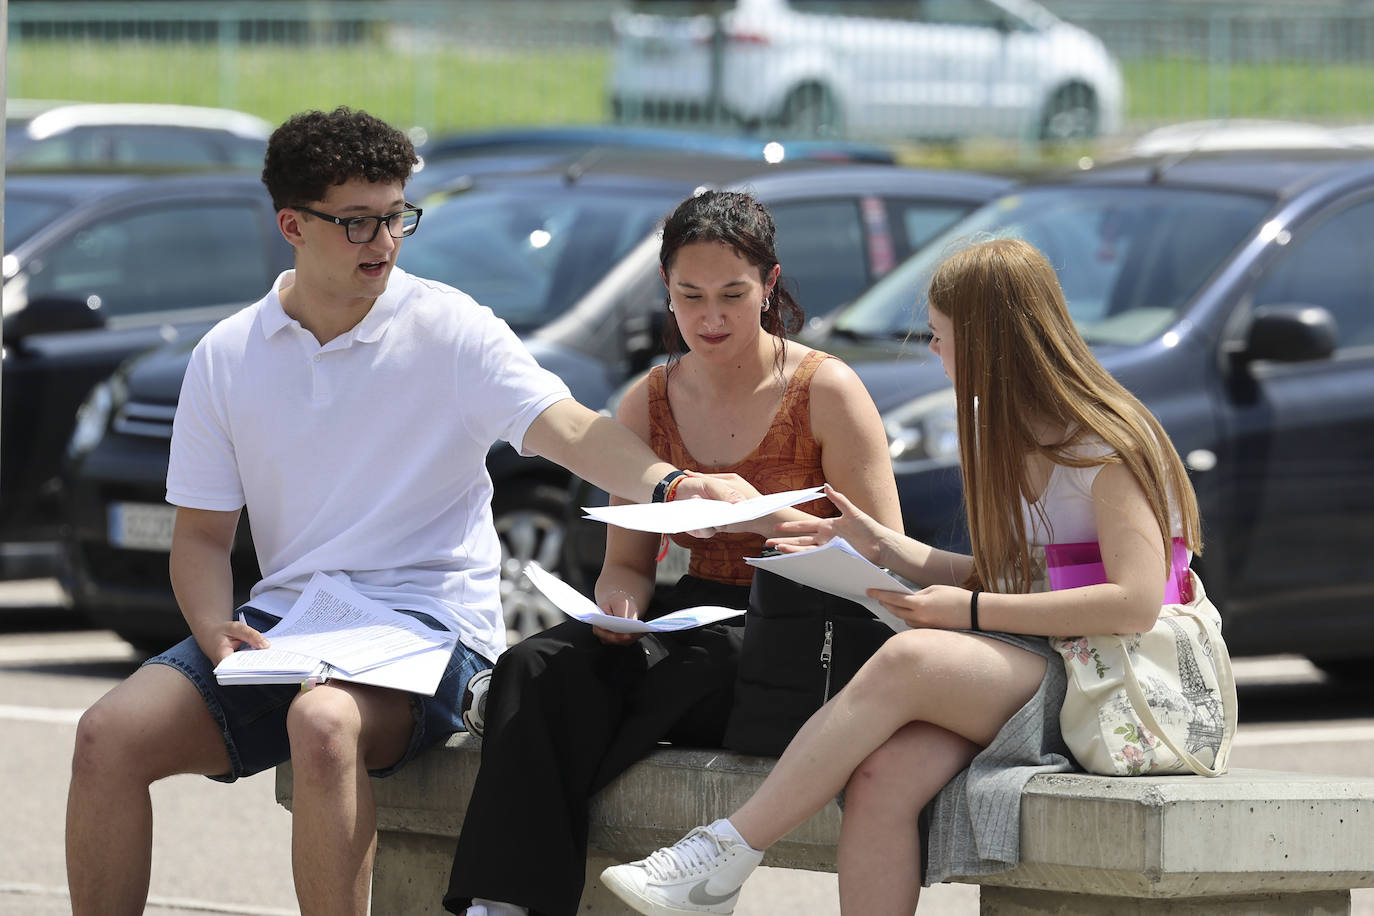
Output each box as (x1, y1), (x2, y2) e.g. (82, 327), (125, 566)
(214, 572), (458, 696)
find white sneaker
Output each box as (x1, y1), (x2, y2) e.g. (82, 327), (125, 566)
(599, 823), (764, 915)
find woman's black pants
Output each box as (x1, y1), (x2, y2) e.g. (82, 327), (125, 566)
(443, 577), (748, 916)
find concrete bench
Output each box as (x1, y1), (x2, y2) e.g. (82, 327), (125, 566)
(275, 733), (1374, 915)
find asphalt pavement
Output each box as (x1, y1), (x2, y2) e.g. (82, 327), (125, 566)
(3, 581), (1372, 915)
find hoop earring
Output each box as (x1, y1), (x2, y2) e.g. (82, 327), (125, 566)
(667, 303), (675, 313)
(761, 299), (770, 312)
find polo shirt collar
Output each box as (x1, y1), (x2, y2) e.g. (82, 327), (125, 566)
(258, 268), (406, 345)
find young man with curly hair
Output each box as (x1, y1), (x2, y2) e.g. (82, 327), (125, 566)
(65, 107), (735, 916)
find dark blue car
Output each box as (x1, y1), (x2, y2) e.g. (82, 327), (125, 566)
(810, 148), (1374, 678)
(60, 152), (1012, 650)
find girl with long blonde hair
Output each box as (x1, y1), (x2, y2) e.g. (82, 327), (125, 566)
(599, 237), (1204, 915)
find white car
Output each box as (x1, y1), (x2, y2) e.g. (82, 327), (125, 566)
(7, 102), (272, 167)
(610, 0), (1123, 142)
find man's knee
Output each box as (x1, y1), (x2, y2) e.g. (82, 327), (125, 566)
(286, 690), (366, 774)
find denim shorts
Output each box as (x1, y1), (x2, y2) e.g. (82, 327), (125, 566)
(144, 605), (491, 783)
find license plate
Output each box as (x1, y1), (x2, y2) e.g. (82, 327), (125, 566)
(656, 540), (692, 584)
(108, 502), (178, 551)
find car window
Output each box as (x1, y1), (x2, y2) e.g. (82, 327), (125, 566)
(891, 199), (978, 252)
(771, 198), (869, 317)
(13, 126), (223, 167)
(1253, 196), (1374, 351)
(834, 185), (1273, 346)
(789, 2), (923, 19)
(23, 202), (273, 318)
(397, 188), (672, 333)
(916, 0), (1022, 29)
(3, 193), (70, 250)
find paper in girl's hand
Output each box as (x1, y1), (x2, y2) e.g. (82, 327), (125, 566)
(521, 562), (745, 633)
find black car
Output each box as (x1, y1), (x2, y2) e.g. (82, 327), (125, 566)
(61, 152), (1014, 650)
(804, 148), (1374, 678)
(2, 168), (292, 578)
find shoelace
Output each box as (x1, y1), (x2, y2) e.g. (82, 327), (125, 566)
(639, 827), (725, 881)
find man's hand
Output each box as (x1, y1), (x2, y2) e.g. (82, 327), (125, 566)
(672, 472), (763, 538)
(195, 618), (270, 667)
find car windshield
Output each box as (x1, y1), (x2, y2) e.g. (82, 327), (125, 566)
(3, 192), (70, 250)
(396, 186), (672, 334)
(832, 185), (1274, 346)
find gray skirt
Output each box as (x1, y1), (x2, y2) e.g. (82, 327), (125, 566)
(921, 630), (1074, 886)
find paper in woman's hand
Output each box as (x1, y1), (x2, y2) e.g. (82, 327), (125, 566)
(522, 562), (745, 633)
(582, 486), (825, 534)
(745, 538), (913, 632)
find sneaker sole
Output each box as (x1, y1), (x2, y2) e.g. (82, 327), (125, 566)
(599, 868), (736, 916)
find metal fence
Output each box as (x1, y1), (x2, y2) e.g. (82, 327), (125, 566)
(9, 0), (1374, 159)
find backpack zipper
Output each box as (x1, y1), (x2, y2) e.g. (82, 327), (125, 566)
(820, 619), (834, 704)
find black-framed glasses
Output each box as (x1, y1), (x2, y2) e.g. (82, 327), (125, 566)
(296, 203), (423, 244)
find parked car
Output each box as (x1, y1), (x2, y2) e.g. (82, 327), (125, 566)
(788, 147), (1374, 678)
(60, 152), (1014, 650)
(1, 168), (291, 579)
(5, 102), (271, 168)
(609, 0), (1123, 142)
(415, 123), (896, 175)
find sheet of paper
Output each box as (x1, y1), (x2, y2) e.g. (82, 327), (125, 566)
(262, 572), (455, 673)
(522, 562), (745, 633)
(582, 486), (826, 534)
(328, 641), (454, 696)
(745, 538), (914, 632)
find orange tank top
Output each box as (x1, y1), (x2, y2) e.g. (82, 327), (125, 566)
(648, 349), (837, 586)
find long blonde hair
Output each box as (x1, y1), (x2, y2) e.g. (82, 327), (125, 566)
(928, 238), (1202, 594)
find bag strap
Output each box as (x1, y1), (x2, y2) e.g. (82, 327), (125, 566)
(1119, 604), (1237, 777)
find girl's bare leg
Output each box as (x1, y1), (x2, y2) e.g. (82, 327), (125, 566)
(730, 629), (1046, 850)
(837, 721), (979, 916)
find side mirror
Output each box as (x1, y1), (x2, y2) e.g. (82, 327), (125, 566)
(1239, 303), (1337, 364)
(2, 295), (106, 343)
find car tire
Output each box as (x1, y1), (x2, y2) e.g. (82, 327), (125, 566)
(778, 83), (840, 138)
(492, 481), (572, 643)
(1039, 83), (1098, 142)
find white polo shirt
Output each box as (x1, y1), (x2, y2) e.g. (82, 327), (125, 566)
(167, 268), (572, 661)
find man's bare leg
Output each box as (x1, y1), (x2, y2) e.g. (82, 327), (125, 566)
(287, 682), (414, 916)
(67, 664), (231, 916)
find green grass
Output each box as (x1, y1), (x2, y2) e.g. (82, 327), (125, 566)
(9, 41), (612, 133)
(11, 41), (1374, 169)
(1123, 56), (1374, 122)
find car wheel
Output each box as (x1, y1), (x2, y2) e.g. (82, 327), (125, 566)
(779, 83), (840, 138)
(493, 481), (570, 643)
(1040, 84), (1098, 142)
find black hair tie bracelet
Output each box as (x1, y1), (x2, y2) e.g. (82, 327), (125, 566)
(970, 589), (982, 632)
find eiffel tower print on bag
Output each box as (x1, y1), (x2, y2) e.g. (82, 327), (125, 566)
(1045, 539), (1238, 777)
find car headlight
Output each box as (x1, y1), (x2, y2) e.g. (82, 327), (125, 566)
(882, 388), (960, 472)
(67, 378), (119, 459)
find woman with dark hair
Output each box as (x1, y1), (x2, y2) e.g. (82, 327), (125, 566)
(600, 237), (1206, 915)
(443, 190), (902, 916)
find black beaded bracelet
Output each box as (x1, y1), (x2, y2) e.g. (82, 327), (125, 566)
(652, 470), (686, 503)
(970, 589), (982, 632)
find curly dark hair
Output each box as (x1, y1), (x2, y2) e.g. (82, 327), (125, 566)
(261, 106), (418, 211)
